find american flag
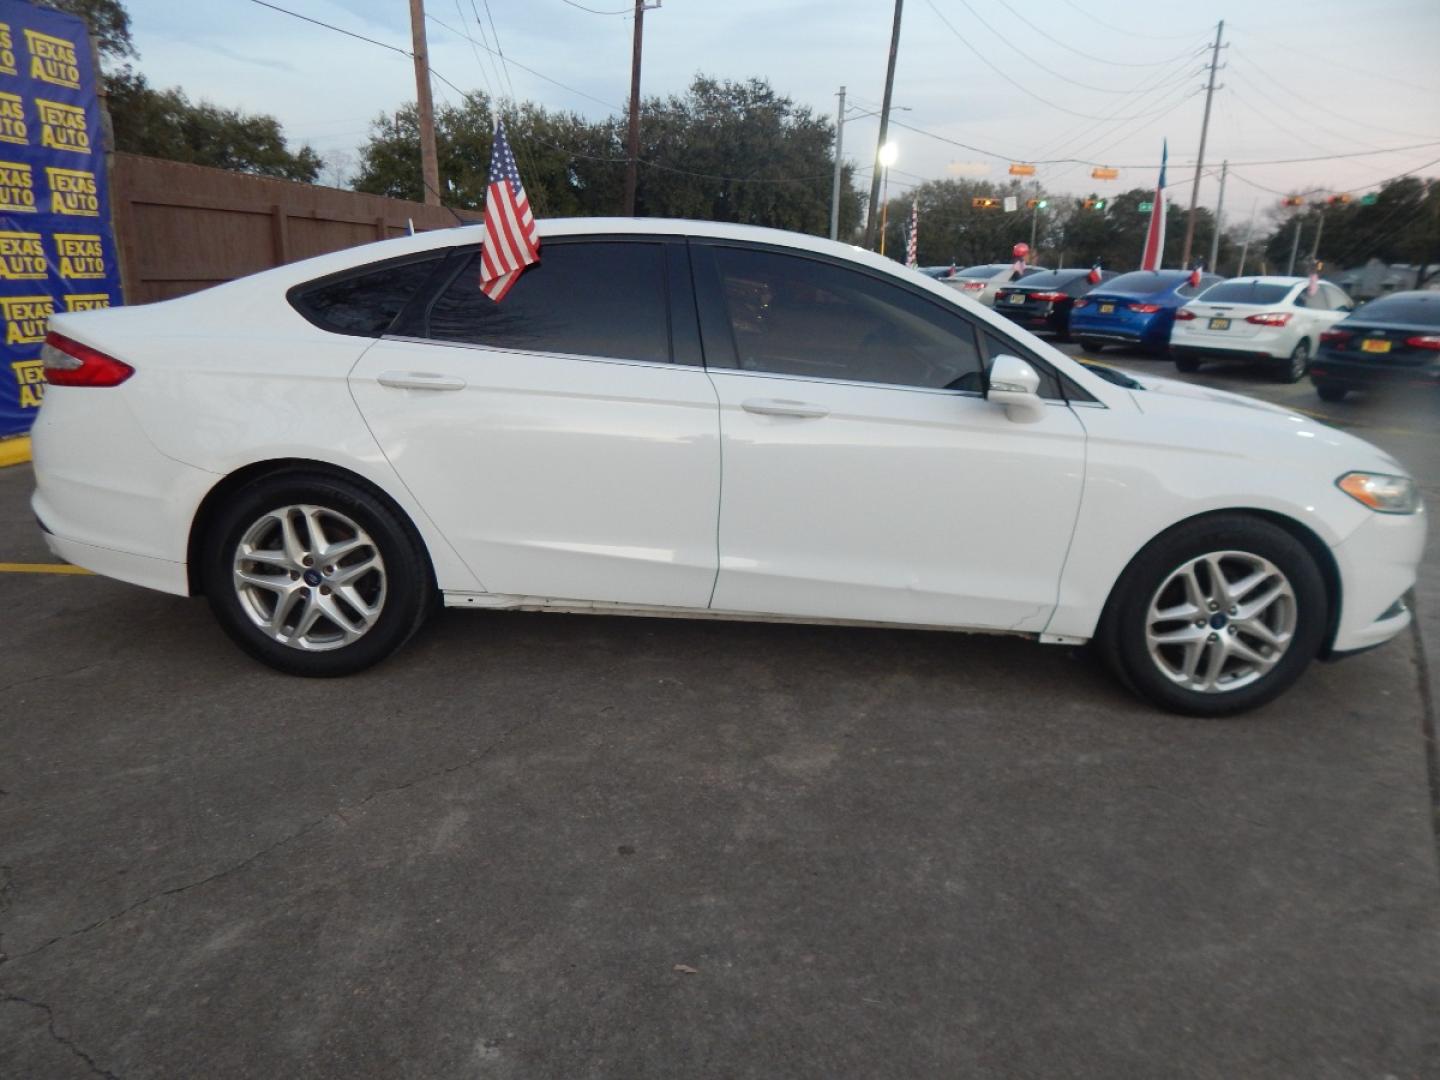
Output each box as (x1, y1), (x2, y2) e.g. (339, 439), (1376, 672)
(905, 199), (918, 269)
(479, 119), (540, 301)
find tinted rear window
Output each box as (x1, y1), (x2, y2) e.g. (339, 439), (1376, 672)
(419, 241), (670, 363)
(1354, 294), (1440, 325)
(1101, 271), (1187, 294)
(292, 256), (446, 336)
(958, 264), (1010, 277)
(1199, 281), (1293, 305)
(1013, 270), (1083, 288)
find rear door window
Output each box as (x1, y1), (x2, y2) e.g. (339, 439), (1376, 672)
(409, 241), (672, 364)
(291, 255), (449, 336)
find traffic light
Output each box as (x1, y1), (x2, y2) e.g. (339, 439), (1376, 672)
(1281, 196), (1305, 207)
(1137, 201), (1154, 212)
(1360, 193), (1379, 206)
(1326, 193), (1353, 205)
(1083, 198), (1106, 210)
(1026, 198), (1048, 210)
(971, 197), (1000, 210)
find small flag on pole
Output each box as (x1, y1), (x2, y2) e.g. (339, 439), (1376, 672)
(906, 199), (919, 269)
(479, 119), (540, 302)
(1189, 264), (1202, 288)
(1140, 139), (1167, 271)
(1088, 262), (1102, 285)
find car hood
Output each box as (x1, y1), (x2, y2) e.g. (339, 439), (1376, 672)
(1109, 369), (1406, 473)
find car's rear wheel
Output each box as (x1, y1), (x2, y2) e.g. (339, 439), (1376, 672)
(1079, 339), (1105, 353)
(202, 472), (434, 676)
(1279, 339), (1310, 383)
(1174, 353), (1201, 373)
(1315, 382), (1348, 402)
(1097, 515), (1327, 716)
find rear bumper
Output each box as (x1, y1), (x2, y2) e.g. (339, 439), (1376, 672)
(995, 307), (1064, 334)
(1070, 314), (1166, 348)
(1311, 354), (1440, 388)
(39, 528), (189, 595)
(1171, 344), (1277, 363)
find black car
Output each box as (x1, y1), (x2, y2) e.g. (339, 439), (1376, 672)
(1309, 290), (1440, 402)
(992, 268), (1117, 340)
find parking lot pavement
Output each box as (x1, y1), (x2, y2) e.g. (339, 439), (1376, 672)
(2, 369), (1439, 1078)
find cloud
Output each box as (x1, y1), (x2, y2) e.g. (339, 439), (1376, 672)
(946, 161), (991, 177)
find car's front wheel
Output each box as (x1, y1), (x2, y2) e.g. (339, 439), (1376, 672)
(202, 471), (435, 676)
(1098, 515), (1328, 716)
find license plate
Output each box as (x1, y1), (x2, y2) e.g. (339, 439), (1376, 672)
(1007, 294), (1025, 305)
(1099, 303), (1114, 314)
(1208, 317), (1230, 331)
(1361, 338), (1391, 353)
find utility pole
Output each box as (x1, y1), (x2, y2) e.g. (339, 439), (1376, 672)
(1236, 200), (1258, 276)
(829, 86), (846, 241)
(622, 1), (657, 216)
(1028, 183), (1041, 251)
(408, 0), (440, 206)
(863, 0), (904, 250)
(1286, 216), (1303, 275)
(1207, 159), (1228, 271)
(1181, 19), (1225, 267)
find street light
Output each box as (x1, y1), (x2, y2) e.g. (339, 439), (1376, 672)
(877, 142), (899, 256)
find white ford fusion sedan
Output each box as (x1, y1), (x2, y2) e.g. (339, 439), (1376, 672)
(32, 219), (1425, 715)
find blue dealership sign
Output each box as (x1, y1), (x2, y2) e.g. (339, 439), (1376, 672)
(0, 0), (123, 437)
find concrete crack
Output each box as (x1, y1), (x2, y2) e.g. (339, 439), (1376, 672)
(0, 993), (120, 1078)
(0, 659), (111, 697)
(2, 702), (544, 968)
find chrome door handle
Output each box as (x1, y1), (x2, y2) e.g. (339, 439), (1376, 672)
(741, 397), (829, 419)
(376, 371), (467, 391)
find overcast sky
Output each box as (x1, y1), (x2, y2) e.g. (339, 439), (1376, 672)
(123, 0), (1440, 227)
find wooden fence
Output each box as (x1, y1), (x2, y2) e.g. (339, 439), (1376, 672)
(109, 154), (480, 304)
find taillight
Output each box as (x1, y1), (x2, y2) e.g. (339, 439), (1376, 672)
(1127, 303), (1161, 313)
(1245, 312), (1292, 327)
(1174, 308), (1196, 321)
(1028, 291), (1067, 302)
(1072, 298), (1090, 309)
(1404, 334), (1440, 350)
(41, 332), (134, 387)
(962, 281), (986, 292)
(1320, 329), (1352, 346)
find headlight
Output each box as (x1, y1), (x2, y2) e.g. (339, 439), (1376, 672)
(1336, 471), (1421, 514)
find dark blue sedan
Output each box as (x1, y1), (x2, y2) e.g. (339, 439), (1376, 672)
(1069, 270), (1224, 354)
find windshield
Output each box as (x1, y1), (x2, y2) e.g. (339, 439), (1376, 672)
(1353, 294), (1440, 325)
(1102, 271), (1188, 294)
(1199, 281), (1294, 305)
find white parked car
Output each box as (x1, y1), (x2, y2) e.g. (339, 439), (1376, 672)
(941, 263), (1046, 308)
(31, 220), (1424, 715)
(1170, 275), (1356, 382)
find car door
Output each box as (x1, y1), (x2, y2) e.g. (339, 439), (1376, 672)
(348, 237), (721, 609)
(691, 241), (1088, 632)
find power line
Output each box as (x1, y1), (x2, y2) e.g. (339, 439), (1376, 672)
(247, 0), (411, 57)
(996, 3), (1206, 67)
(1227, 68), (1385, 153)
(923, 0), (1196, 122)
(1058, 0), (1208, 41)
(556, 0), (631, 12)
(947, 0), (1192, 94)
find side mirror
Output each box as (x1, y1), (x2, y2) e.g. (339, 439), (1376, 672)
(987, 354), (1046, 423)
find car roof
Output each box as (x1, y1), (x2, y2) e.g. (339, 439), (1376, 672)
(1216, 276), (1308, 286)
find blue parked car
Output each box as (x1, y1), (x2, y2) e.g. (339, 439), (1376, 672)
(1069, 269), (1224, 354)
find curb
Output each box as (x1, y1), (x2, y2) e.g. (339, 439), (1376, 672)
(0, 436), (32, 468)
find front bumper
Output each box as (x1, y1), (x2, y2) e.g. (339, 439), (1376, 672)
(1328, 506), (1427, 653)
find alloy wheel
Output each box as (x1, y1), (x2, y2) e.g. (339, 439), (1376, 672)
(231, 504), (387, 651)
(1144, 550), (1297, 694)
(1288, 340), (1310, 381)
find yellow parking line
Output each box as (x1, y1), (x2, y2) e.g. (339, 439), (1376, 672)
(0, 562), (93, 575)
(0, 436), (31, 468)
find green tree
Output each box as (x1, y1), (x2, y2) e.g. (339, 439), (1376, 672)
(106, 68), (323, 182)
(354, 75), (863, 234)
(32, 0), (135, 60)
(1262, 177), (1440, 282)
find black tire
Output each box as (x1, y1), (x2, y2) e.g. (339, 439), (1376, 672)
(1096, 514), (1328, 717)
(1315, 382), (1348, 402)
(1174, 353), (1201, 373)
(1078, 339), (1105, 353)
(1278, 339), (1310, 383)
(202, 470), (435, 676)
